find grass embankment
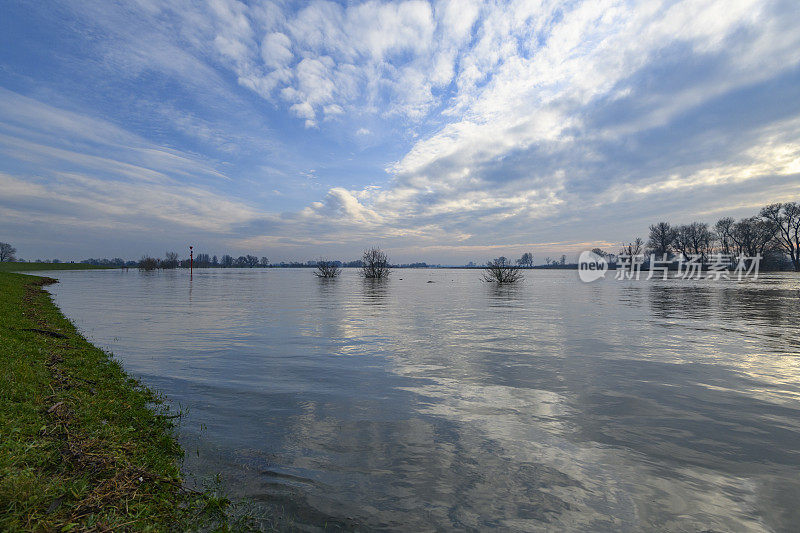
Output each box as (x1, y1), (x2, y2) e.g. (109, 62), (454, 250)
(0, 272), (240, 531)
(0, 263), (114, 272)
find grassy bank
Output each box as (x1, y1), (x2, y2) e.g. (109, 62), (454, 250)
(0, 272), (241, 531)
(0, 263), (114, 272)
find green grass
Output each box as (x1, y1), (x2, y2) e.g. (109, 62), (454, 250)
(0, 272), (251, 531)
(0, 263), (114, 272)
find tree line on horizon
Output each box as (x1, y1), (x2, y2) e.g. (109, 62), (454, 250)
(137, 253), (271, 270)
(1, 202), (797, 273)
(135, 252), (416, 271)
(591, 202), (800, 272)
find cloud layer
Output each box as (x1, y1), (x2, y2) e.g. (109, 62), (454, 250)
(1, 0), (799, 262)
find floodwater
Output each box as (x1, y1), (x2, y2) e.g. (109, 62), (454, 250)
(43, 268), (800, 531)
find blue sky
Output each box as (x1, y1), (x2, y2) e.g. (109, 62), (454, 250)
(1, 0), (798, 264)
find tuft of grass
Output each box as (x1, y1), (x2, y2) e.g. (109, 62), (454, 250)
(0, 272), (254, 531)
(0, 263), (114, 272)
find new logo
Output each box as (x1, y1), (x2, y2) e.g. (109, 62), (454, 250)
(578, 250), (608, 282)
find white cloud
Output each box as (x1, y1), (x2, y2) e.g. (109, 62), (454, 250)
(0, 91), (260, 238)
(261, 31), (293, 68)
(6, 0), (800, 261)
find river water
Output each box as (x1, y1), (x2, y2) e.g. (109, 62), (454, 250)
(43, 268), (800, 531)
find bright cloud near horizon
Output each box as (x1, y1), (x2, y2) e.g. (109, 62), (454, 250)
(1, 0), (799, 263)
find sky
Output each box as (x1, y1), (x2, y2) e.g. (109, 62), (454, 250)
(0, 0), (798, 264)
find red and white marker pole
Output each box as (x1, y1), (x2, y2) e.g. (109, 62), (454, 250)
(189, 245), (193, 279)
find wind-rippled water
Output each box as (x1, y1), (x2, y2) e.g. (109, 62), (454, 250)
(42, 268), (800, 531)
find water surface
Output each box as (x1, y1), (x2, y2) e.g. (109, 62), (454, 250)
(43, 268), (800, 531)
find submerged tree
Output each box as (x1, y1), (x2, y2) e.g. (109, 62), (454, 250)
(162, 251), (179, 269)
(361, 247), (390, 279)
(314, 258), (342, 278)
(482, 257), (523, 283)
(138, 256), (159, 271)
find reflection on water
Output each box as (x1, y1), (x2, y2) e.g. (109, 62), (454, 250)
(44, 268), (800, 531)
(361, 277), (390, 305)
(485, 282), (525, 307)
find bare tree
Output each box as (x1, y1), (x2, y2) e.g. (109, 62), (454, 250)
(0, 242), (17, 262)
(544, 257), (552, 266)
(620, 237), (644, 257)
(483, 256), (523, 283)
(761, 202), (800, 271)
(729, 217), (777, 258)
(314, 258), (341, 278)
(673, 224), (691, 259)
(647, 222), (676, 258)
(691, 222), (713, 262)
(591, 248), (616, 265)
(138, 256), (159, 271)
(714, 217), (735, 256)
(672, 223), (712, 261)
(516, 252), (534, 268)
(260, 256), (269, 267)
(246, 254), (259, 268)
(361, 247), (390, 278)
(162, 251), (179, 269)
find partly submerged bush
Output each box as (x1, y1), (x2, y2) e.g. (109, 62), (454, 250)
(361, 247), (390, 279)
(482, 257), (523, 283)
(314, 259), (342, 278)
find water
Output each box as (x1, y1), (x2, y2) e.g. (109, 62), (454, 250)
(41, 268), (800, 531)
